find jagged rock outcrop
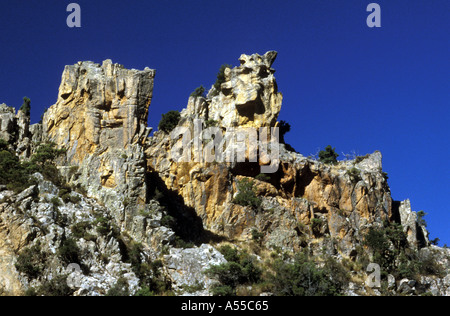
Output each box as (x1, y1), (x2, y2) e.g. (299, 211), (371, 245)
(164, 244), (227, 295)
(147, 52), (395, 256)
(0, 103), (31, 158)
(144, 51), (449, 296)
(0, 173), (140, 296)
(182, 51), (282, 128)
(43, 60), (155, 232)
(0, 104), (16, 143)
(397, 199), (429, 248)
(0, 52), (448, 296)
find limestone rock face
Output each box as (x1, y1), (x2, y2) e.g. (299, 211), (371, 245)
(398, 199), (429, 248)
(147, 52), (394, 256)
(0, 104), (31, 158)
(0, 174), (141, 296)
(1, 53), (448, 296)
(164, 244), (227, 295)
(149, 139), (393, 261)
(0, 104), (16, 143)
(183, 51), (282, 128)
(44, 59), (154, 163)
(43, 60), (155, 230)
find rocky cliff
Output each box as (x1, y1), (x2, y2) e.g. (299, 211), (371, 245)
(0, 52), (448, 296)
(43, 60), (154, 231)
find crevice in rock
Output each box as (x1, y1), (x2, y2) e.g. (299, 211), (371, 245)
(146, 170), (224, 245)
(294, 165), (316, 198)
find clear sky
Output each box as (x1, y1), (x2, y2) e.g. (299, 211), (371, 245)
(0, 1), (448, 245)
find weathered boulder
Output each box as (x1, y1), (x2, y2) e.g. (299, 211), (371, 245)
(164, 244), (227, 295)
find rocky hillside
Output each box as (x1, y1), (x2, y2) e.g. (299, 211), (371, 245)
(0, 52), (448, 296)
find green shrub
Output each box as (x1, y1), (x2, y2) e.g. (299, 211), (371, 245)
(69, 194), (82, 204)
(172, 236), (195, 249)
(161, 214), (176, 229)
(233, 178), (261, 209)
(58, 238), (81, 265)
(346, 167), (361, 183)
(180, 281), (205, 294)
(36, 275), (73, 296)
(135, 287), (153, 297)
(71, 221), (94, 240)
(0, 149), (30, 192)
(190, 85), (206, 98)
(210, 284), (236, 296)
(310, 217), (324, 235)
(251, 229), (264, 243)
(270, 252), (346, 296)
(255, 173), (270, 182)
(27, 142), (66, 186)
(363, 223), (408, 278)
(206, 262), (246, 289)
(15, 244), (47, 279)
(0, 142), (66, 193)
(121, 240), (173, 296)
(94, 216), (113, 236)
(206, 247), (262, 296)
(278, 120), (291, 143)
(318, 145), (339, 164)
(213, 64), (233, 93)
(204, 119), (219, 128)
(50, 196), (62, 208)
(107, 277), (130, 296)
(218, 245), (240, 263)
(355, 154), (370, 164)
(0, 139), (8, 151)
(24, 287), (38, 296)
(417, 210), (428, 227)
(19, 97), (31, 116)
(30, 142), (66, 166)
(158, 110), (181, 133)
(58, 187), (80, 204)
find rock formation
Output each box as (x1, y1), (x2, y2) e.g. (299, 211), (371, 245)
(0, 52), (448, 296)
(200, 51), (282, 128)
(43, 60), (155, 232)
(0, 103), (31, 158)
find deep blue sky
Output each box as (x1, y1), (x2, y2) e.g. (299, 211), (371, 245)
(0, 1), (448, 245)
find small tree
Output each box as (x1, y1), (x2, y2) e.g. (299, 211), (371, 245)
(190, 85), (206, 98)
(0, 139), (8, 151)
(270, 252), (346, 296)
(318, 145), (339, 164)
(206, 246), (262, 296)
(278, 120), (291, 144)
(20, 97), (31, 116)
(58, 237), (81, 265)
(15, 244), (47, 279)
(213, 64), (233, 93)
(158, 110), (181, 133)
(417, 210), (427, 227)
(233, 178), (262, 209)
